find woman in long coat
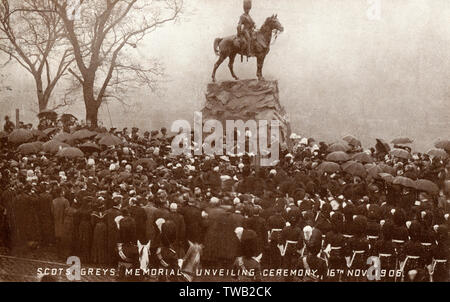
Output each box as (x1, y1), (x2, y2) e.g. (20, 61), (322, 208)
(91, 203), (107, 265)
(61, 202), (78, 259)
(77, 198), (93, 263)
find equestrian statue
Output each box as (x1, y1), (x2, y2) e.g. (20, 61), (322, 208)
(212, 0), (284, 82)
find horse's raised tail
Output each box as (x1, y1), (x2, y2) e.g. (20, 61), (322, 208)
(214, 38), (222, 56)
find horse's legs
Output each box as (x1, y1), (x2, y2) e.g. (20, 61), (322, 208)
(257, 56), (266, 81)
(228, 53), (239, 80)
(212, 55), (226, 82)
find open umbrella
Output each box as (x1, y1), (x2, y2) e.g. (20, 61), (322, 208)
(326, 151), (350, 162)
(56, 147), (84, 158)
(341, 161), (367, 177)
(342, 160), (357, 170)
(379, 173), (394, 183)
(72, 129), (97, 141)
(352, 152), (374, 163)
(31, 129), (47, 140)
(366, 164), (383, 178)
(30, 141), (44, 150)
(415, 179), (439, 194)
(18, 142), (41, 155)
(134, 158), (157, 170)
(42, 140), (70, 154)
(37, 109), (57, 121)
(99, 135), (122, 146)
(317, 161), (341, 174)
(390, 148), (410, 159)
(434, 139), (450, 152)
(95, 132), (111, 140)
(79, 142), (101, 153)
(375, 138), (391, 153)
(54, 132), (74, 144)
(427, 148), (448, 159)
(60, 113), (78, 123)
(393, 176), (416, 188)
(43, 127), (59, 135)
(364, 163), (376, 169)
(8, 129), (33, 144)
(378, 163), (396, 175)
(328, 142), (350, 152)
(391, 137), (413, 145)
(342, 135), (361, 147)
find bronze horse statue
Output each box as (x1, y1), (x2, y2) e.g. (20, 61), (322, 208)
(212, 14), (284, 82)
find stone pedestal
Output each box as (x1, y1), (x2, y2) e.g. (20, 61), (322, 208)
(201, 79), (290, 145)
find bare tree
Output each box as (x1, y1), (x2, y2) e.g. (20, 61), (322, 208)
(51, 0), (183, 126)
(0, 0), (74, 112)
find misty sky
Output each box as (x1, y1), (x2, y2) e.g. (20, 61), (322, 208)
(1, 0), (449, 151)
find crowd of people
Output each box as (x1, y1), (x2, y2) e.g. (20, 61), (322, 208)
(0, 114), (449, 282)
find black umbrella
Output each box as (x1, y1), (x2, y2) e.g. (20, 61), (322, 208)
(375, 138), (390, 153)
(79, 142), (101, 153)
(56, 147), (84, 158)
(99, 135), (122, 146)
(317, 161), (341, 174)
(37, 109), (57, 121)
(415, 179), (439, 194)
(42, 140), (70, 154)
(435, 139), (450, 152)
(31, 129), (47, 140)
(352, 152), (374, 163)
(54, 132), (74, 145)
(393, 176), (416, 188)
(18, 142), (41, 155)
(391, 137), (413, 145)
(43, 127), (59, 135)
(8, 129), (33, 144)
(72, 129), (97, 141)
(328, 142), (350, 152)
(326, 151), (350, 162)
(390, 148), (410, 159)
(341, 161), (367, 177)
(342, 135), (362, 147)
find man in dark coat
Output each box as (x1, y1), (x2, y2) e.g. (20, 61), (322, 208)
(179, 198), (204, 246)
(37, 184), (55, 246)
(203, 197), (237, 267)
(229, 203), (245, 228)
(3, 115), (15, 133)
(1, 185), (16, 249)
(244, 206), (267, 255)
(52, 187), (69, 255)
(116, 214), (139, 281)
(166, 203), (186, 258)
(104, 195), (122, 265)
(296, 240), (328, 281)
(156, 220), (179, 281)
(128, 198), (147, 243)
(142, 197), (159, 243)
(265, 205), (286, 268)
(279, 215), (303, 281)
(233, 228), (262, 281)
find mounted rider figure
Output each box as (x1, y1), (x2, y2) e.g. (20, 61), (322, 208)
(237, 0), (256, 57)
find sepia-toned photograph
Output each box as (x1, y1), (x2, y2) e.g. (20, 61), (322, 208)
(0, 0), (449, 285)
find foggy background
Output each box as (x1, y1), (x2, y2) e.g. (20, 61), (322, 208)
(1, 0), (449, 151)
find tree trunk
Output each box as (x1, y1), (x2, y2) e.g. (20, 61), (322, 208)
(83, 77), (99, 127)
(35, 77), (48, 112)
(85, 100), (99, 128)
